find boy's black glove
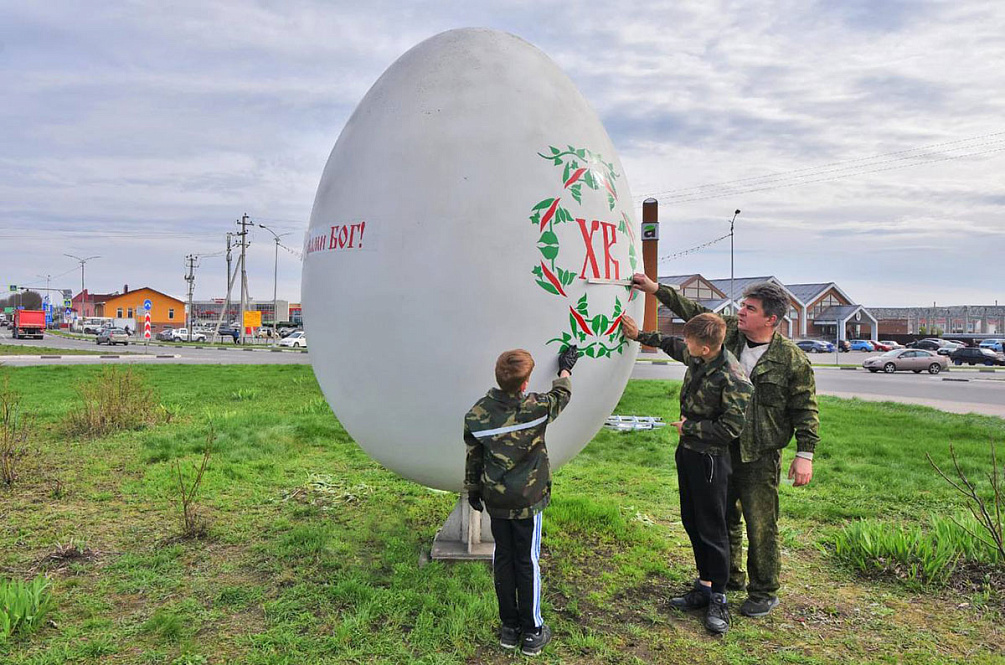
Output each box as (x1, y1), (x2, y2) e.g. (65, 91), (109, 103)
(468, 491), (483, 512)
(558, 345), (579, 375)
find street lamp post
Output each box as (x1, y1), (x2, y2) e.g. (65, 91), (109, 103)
(64, 254), (100, 321)
(729, 209), (741, 314)
(258, 224), (290, 344)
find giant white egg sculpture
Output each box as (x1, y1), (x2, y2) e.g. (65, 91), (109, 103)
(302, 28), (643, 492)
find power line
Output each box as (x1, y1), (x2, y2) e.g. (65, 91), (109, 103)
(659, 232), (731, 262)
(635, 130), (1005, 200)
(656, 144), (1005, 205)
(635, 132), (1005, 204)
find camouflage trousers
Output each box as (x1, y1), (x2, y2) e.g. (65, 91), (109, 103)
(726, 443), (781, 601)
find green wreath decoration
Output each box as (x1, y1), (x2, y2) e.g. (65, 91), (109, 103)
(528, 145), (640, 358)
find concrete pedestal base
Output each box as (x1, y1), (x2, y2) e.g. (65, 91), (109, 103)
(431, 494), (494, 561)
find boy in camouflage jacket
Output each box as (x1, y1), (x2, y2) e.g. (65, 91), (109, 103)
(622, 312), (753, 635)
(463, 345), (578, 656)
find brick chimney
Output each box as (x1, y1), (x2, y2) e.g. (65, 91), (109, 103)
(123, 284), (129, 294)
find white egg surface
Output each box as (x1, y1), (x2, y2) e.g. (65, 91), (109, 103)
(302, 28), (643, 491)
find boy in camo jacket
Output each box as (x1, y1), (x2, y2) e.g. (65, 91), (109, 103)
(464, 345), (578, 656)
(621, 312), (753, 635)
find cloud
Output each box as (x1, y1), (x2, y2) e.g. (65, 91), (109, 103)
(1, 0), (1004, 307)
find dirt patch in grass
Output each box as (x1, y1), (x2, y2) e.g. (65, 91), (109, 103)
(947, 561), (1005, 612)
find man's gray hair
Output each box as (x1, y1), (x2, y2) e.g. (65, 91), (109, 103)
(742, 281), (789, 326)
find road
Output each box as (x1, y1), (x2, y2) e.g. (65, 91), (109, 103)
(0, 331), (310, 365)
(3, 332), (1003, 417)
(631, 360), (1005, 418)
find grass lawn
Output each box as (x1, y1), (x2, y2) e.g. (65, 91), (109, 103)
(0, 344), (117, 356)
(1, 365), (1003, 664)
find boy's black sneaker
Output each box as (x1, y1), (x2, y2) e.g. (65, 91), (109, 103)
(499, 625), (520, 650)
(739, 595), (779, 618)
(668, 581), (711, 611)
(521, 624), (552, 656)
(704, 592), (730, 635)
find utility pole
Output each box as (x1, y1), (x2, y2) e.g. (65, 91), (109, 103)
(225, 232), (234, 327)
(64, 254), (100, 319)
(258, 223), (291, 344)
(36, 274), (51, 328)
(237, 214), (252, 345)
(184, 254), (197, 342)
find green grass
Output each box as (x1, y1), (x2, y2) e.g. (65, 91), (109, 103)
(0, 365), (1002, 664)
(0, 343), (110, 356)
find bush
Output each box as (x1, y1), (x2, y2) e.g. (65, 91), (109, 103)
(63, 367), (161, 437)
(0, 375), (32, 486)
(0, 575), (55, 644)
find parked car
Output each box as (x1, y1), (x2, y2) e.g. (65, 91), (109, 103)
(279, 330), (307, 348)
(863, 349), (947, 374)
(879, 340), (904, 350)
(169, 328), (207, 342)
(796, 340), (835, 353)
(96, 328), (130, 346)
(849, 340), (875, 352)
(907, 338), (944, 351)
(155, 328), (176, 341)
(950, 347), (1005, 366)
(936, 340), (965, 356)
(870, 340), (892, 352)
(979, 338), (1004, 353)
(833, 340), (851, 352)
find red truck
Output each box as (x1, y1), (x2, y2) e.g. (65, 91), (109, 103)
(12, 310), (45, 339)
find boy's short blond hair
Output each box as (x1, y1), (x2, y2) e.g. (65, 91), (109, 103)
(495, 349), (535, 393)
(683, 313), (727, 349)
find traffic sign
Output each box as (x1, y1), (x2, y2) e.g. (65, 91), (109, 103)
(143, 299), (152, 311)
(8, 285), (16, 292)
(144, 313), (152, 340)
(64, 299), (72, 308)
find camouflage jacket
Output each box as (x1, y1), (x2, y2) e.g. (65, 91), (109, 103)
(463, 377), (572, 519)
(653, 284), (820, 463)
(635, 332), (753, 455)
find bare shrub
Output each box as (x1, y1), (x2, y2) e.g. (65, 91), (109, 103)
(0, 376), (32, 487)
(64, 367), (160, 438)
(173, 426), (214, 539)
(927, 440), (1005, 561)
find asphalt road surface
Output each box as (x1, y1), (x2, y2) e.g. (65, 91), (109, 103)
(3, 332), (1003, 417)
(631, 359), (1005, 418)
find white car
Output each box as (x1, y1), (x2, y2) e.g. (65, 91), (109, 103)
(279, 331), (306, 348)
(170, 328), (207, 342)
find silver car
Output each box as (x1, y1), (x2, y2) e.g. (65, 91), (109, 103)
(863, 349), (947, 374)
(96, 328), (130, 346)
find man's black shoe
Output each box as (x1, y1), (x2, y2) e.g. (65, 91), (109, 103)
(499, 625), (520, 650)
(521, 624), (552, 657)
(704, 592), (730, 635)
(668, 581), (711, 611)
(739, 595), (779, 617)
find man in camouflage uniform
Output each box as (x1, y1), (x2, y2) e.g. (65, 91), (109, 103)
(631, 275), (819, 617)
(464, 345), (578, 656)
(622, 312), (753, 634)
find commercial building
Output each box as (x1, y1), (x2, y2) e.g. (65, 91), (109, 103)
(190, 299), (291, 326)
(656, 274), (878, 342)
(869, 306), (1004, 336)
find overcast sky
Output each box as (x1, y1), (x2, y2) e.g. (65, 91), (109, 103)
(2, 1), (1003, 309)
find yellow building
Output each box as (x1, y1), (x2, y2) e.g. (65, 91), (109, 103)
(100, 287), (185, 333)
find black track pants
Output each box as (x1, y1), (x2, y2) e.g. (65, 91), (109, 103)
(676, 445), (732, 593)
(490, 513), (543, 632)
